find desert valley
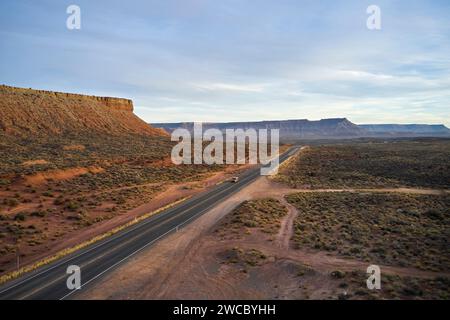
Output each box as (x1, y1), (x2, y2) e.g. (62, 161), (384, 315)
(0, 85), (246, 281)
(0, 85), (449, 300)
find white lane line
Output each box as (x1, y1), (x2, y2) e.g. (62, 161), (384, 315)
(21, 169), (257, 299)
(59, 227), (176, 300)
(4, 149), (294, 298)
(61, 168), (262, 300)
(0, 181), (232, 295)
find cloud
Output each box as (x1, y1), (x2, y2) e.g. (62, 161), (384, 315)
(191, 82), (267, 93)
(0, 0), (449, 126)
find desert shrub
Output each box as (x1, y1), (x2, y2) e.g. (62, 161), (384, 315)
(276, 140), (450, 189)
(221, 247), (267, 267)
(30, 210), (47, 218)
(3, 198), (19, 207)
(53, 197), (65, 205)
(65, 201), (80, 211)
(331, 270), (345, 279)
(287, 192), (450, 271)
(14, 213), (26, 221)
(217, 198), (288, 236)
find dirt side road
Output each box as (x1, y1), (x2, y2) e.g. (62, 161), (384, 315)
(77, 176), (449, 299)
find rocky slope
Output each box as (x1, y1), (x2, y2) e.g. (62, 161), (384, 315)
(0, 85), (166, 137)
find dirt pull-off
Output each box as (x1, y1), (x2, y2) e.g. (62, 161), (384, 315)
(77, 175), (450, 300)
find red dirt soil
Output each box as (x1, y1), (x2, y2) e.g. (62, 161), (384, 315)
(0, 85), (167, 137)
(77, 176), (450, 300)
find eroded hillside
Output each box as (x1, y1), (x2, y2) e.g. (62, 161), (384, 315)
(0, 85), (237, 278)
(0, 85), (167, 137)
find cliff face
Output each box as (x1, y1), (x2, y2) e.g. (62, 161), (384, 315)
(152, 118), (368, 140)
(153, 119), (450, 140)
(0, 85), (167, 137)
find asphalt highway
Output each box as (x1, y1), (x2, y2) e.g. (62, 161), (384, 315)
(0, 147), (299, 300)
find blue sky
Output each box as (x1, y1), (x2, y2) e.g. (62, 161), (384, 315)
(0, 0), (449, 125)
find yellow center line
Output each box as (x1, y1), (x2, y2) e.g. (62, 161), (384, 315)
(18, 170), (260, 300)
(17, 150), (294, 300)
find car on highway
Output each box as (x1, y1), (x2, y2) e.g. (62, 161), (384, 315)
(231, 176), (239, 183)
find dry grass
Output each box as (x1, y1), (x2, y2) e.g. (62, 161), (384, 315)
(322, 269), (450, 300)
(0, 196), (190, 285)
(286, 192), (450, 272)
(219, 247), (267, 268)
(276, 140), (450, 189)
(0, 132), (226, 274)
(215, 198), (288, 238)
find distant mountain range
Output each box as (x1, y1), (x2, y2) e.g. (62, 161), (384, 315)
(152, 119), (450, 141)
(152, 118), (365, 139)
(1, 85), (447, 141)
(360, 124), (450, 136)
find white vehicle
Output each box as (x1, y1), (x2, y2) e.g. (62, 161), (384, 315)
(231, 176), (239, 183)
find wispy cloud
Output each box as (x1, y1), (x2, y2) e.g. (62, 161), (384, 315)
(0, 0), (449, 126)
(191, 82), (267, 93)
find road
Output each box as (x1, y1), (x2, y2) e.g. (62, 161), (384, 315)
(0, 147), (299, 300)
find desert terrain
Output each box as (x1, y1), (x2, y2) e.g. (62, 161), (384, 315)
(0, 86), (448, 299)
(77, 140), (450, 300)
(0, 85), (249, 279)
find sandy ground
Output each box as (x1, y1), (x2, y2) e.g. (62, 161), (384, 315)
(1, 146), (290, 276)
(76, 176), (259, 300)
(76, 176), (449, 300)
(0, 164), (250, 275)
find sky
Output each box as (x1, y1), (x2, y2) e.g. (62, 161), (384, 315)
(0, 0), (449, 126)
